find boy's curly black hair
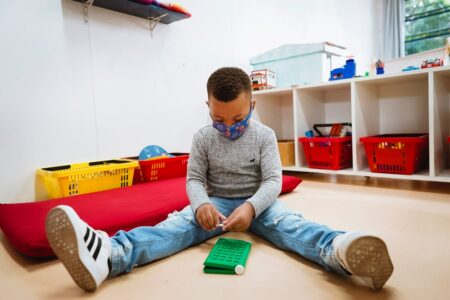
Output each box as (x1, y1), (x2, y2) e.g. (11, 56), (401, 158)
(207, 67), (251, 102)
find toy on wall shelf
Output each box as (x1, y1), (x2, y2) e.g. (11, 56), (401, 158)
(250, 69), (276, 91)
(402, 66), (420, 72)
(421, 58), (443, 69)
(375, 59), (384, 75)
(134, 0), (192, 16)
(329, 58), (356, 81)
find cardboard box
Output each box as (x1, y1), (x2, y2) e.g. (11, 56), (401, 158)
(278, 140), (295, 166)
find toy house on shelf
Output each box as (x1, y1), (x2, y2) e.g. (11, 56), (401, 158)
(250, 69), (276, 91)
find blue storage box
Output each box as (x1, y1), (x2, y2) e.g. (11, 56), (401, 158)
(249, 43), (346, 87)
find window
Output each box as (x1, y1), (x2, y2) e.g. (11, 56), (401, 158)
(405, 0), (450, 55)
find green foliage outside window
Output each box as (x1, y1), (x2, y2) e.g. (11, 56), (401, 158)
(405, 0), (450, 55)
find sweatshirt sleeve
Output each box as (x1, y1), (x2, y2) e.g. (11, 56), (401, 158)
(186, 131), (212, 213)
(246, 130), (282, 217)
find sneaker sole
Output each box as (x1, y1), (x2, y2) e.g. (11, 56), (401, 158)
(46, 208), (97, 292)
(345, 236), (394, 291)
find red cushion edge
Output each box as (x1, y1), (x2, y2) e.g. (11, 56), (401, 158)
(280, 175), (303, 195)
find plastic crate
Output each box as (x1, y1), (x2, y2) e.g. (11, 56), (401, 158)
(299, 136), (352, 170)
(37, 159), (138, 199)
(139, 153), (189, 182)
(360, 134), (428, 175)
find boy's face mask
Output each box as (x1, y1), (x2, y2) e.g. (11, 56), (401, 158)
(212, 106), (253, 141)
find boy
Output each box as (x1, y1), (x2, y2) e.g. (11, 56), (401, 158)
(45, 67), (393, 293)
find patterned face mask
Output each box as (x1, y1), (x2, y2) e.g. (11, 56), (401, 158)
(212, 106), (253, 141)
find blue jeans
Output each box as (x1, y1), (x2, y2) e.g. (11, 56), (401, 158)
(109, 197), (347, 277)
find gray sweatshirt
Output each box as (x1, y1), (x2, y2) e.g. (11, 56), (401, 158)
(186, 120), (282, 218)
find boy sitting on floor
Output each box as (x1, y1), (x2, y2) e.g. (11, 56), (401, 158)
(45, 67), (394, 292)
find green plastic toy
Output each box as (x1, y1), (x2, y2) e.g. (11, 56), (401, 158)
(203, 238), (252, 275)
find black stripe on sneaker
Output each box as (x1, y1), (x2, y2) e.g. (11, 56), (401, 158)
(92, 236), (102, 261)
(84, 227), (91, 242)
(87, 230), (97, 251)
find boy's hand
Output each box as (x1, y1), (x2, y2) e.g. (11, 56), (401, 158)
(222, 202), (255, 232)
(196, 203), (227, 231)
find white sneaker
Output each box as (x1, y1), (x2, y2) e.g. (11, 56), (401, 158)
(45, 205), (111, 292)
(333, 231), (394, 292)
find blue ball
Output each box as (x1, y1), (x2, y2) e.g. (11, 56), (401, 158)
(139, 145), (169, 160)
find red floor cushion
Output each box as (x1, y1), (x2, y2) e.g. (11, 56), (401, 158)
(280, 174), (303, 195)
(0, 175), (302, 257)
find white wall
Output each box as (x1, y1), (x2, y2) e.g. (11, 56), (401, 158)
(0, 0), (382, 202)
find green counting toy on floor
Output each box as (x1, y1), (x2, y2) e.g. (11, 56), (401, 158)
(203, 238), (252, 275)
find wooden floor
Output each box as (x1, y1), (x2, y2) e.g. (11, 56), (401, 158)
(1, 174), (449, 300)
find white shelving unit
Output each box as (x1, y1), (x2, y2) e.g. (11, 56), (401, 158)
(433, 68), (450, 181)
(253, 87), (294, 140)
(252, 66), (450, 183)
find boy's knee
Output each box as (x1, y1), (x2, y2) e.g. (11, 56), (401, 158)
(271, 212), (304, 226)
(167, 210), (194, 223)
(259, 201), (303, 223)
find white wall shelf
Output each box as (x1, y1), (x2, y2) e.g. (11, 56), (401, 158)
(253, 66), (450, 183)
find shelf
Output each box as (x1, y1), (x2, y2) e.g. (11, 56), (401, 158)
(295, 78), (353, 91)
(354, 74), (429, 135)
(252, 87), (292, 96)
(353, 73), (429, 171)
(354, 69), (429, 85)
(281, 166), (450, 182)
(257, 67), (450, 183)
(73, 0), (190, 24)
(435, 169), (450, 183)
(431, 68), (450, 176)
(283, 166), (355, 175)
(294, 82), (352, 167)
(357, 168), (431, 180)
(358, 168), (449, 183)
(252, 89), (294, 141)
(295, 83), (351, 129)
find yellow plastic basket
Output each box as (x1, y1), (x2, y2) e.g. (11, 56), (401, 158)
(37, 159), (139, 199)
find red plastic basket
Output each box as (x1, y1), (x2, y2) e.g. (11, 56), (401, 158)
(299, 136), (352, 170)
(360, 134), (428, 175)
(139, 153), (189, 182)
